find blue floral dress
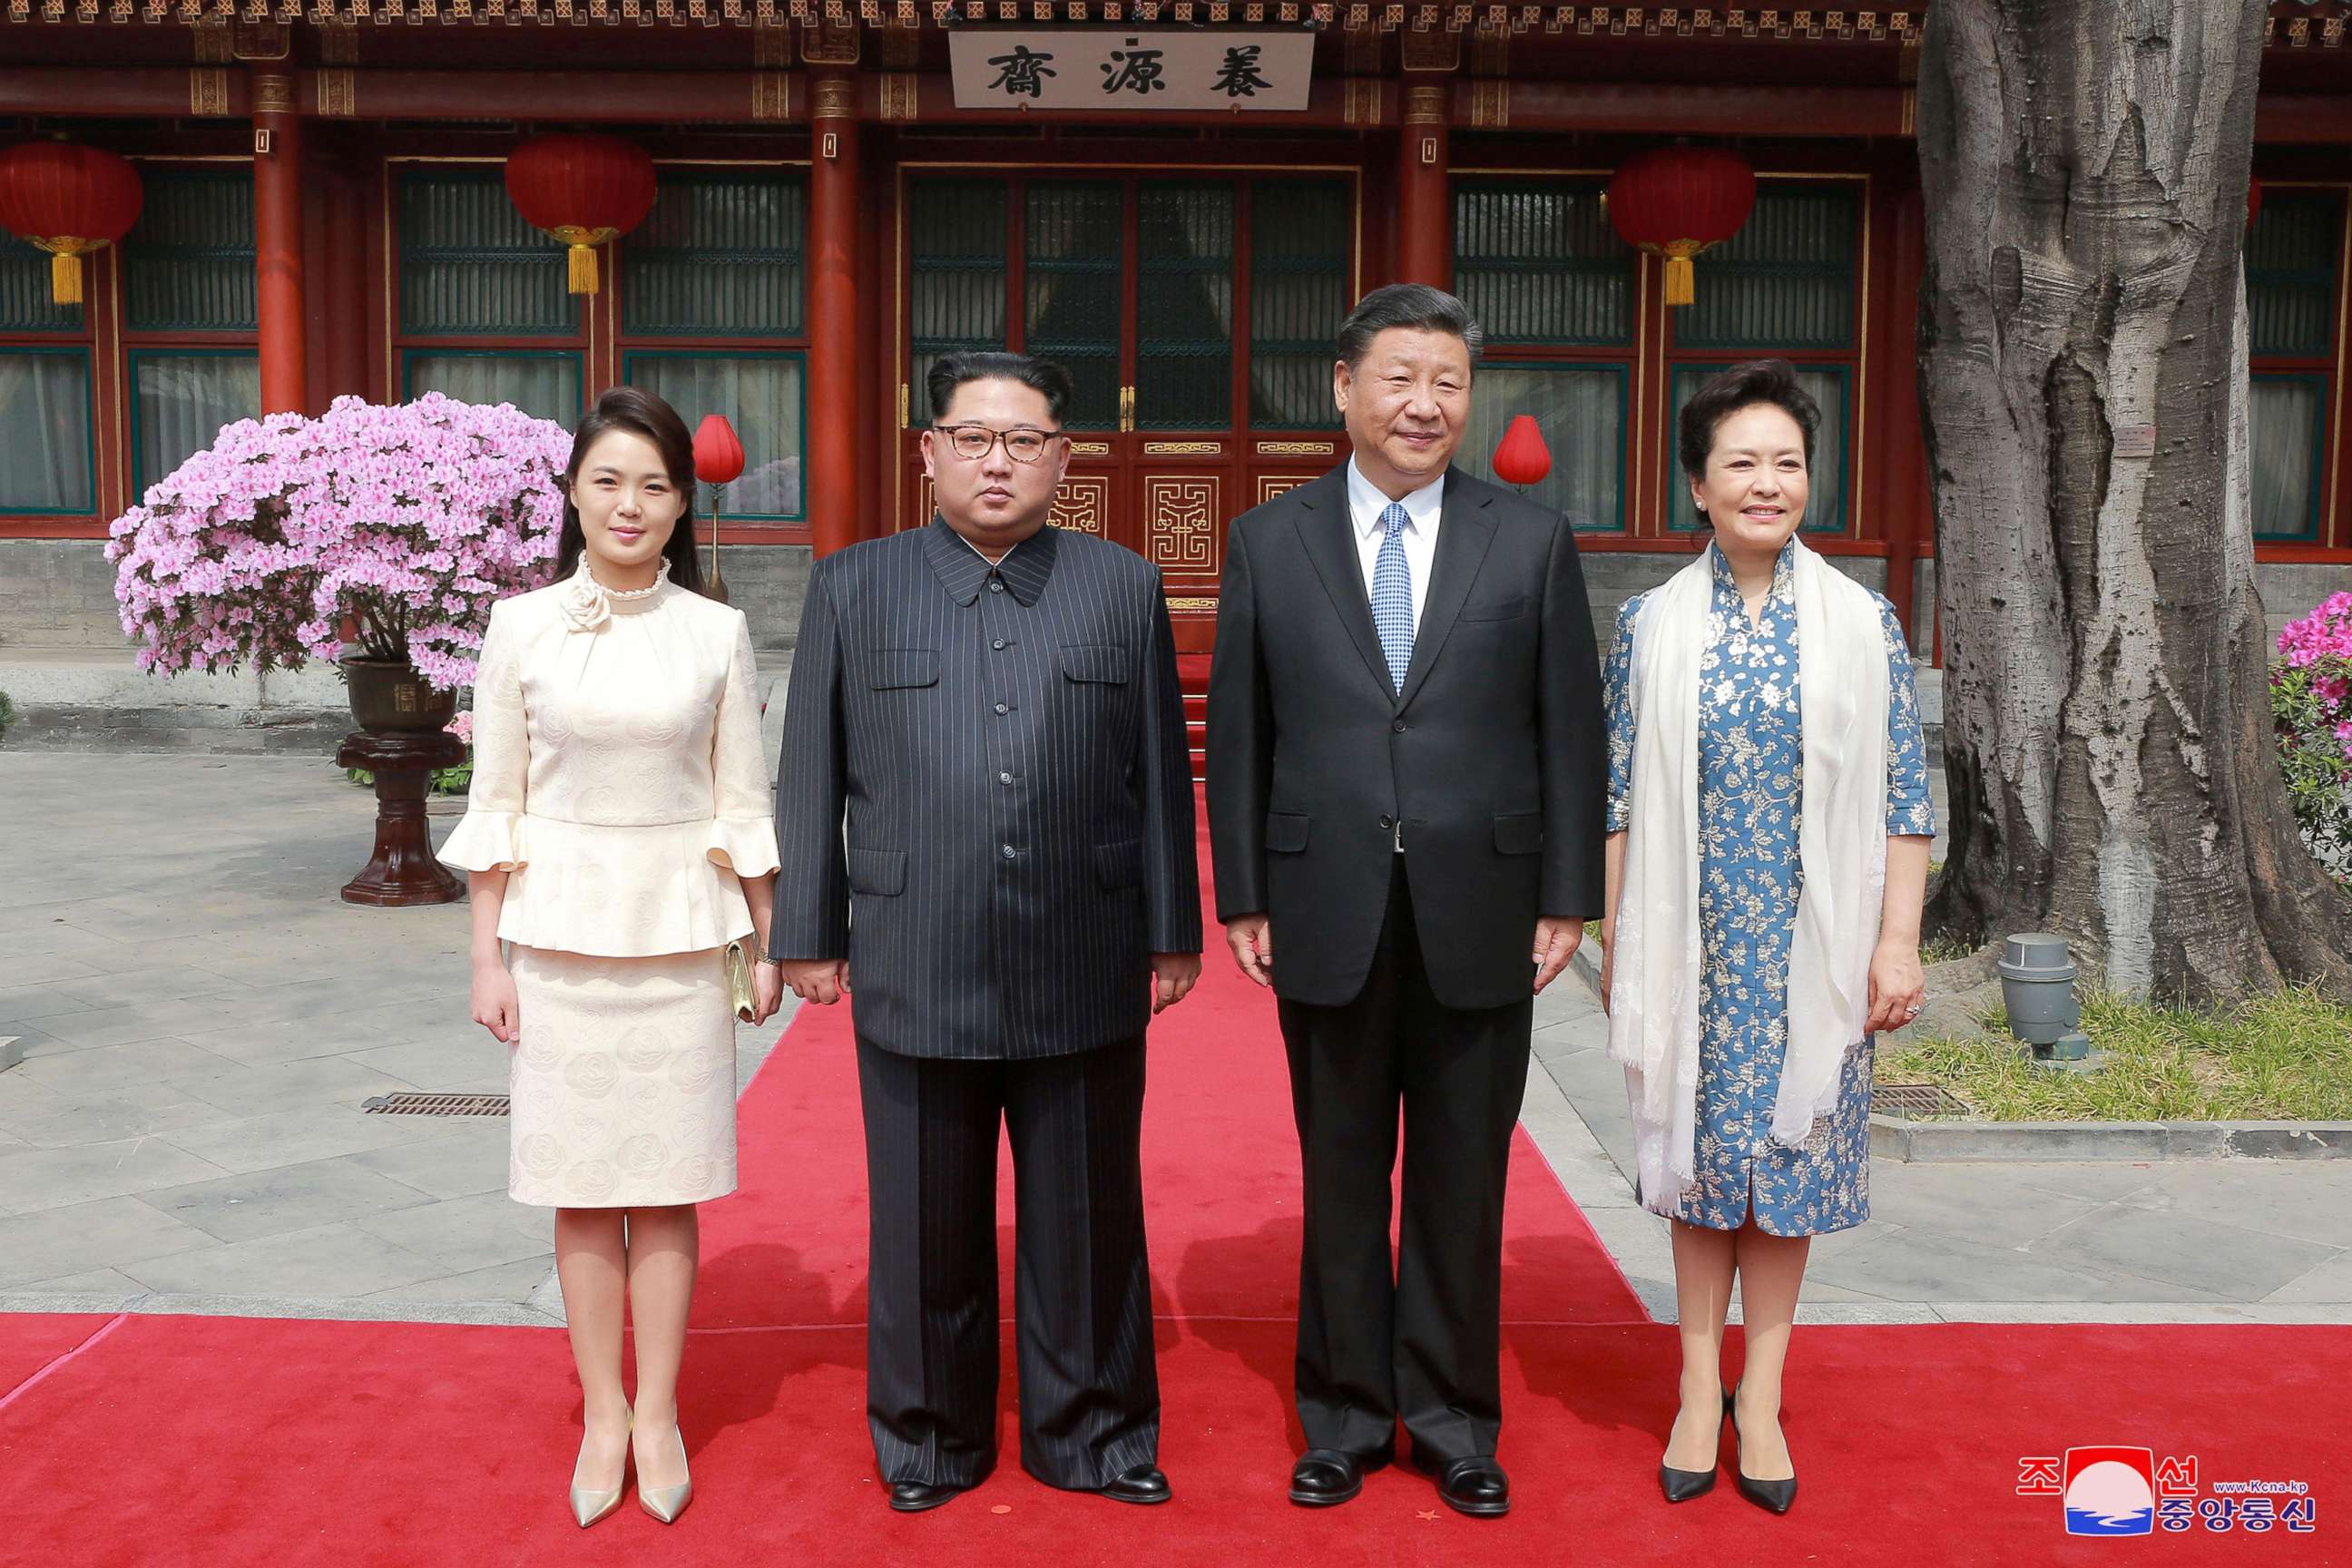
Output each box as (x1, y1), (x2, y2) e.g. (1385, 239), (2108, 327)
(1602, 541), (1936, 1237)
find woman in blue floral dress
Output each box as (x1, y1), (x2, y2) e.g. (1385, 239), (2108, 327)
(1598, 360), (1935, 1515)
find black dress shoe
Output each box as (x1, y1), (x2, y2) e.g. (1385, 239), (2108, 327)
(1727, 1387), (1798, 1515)
(1660, 1394), (1730, 1503)
(1416, 1454), (1511, 1518)
(1288, 1448), (1387, 1507)
(1098, 1465), (1171, 1505)
(887, 1480), (967, 1513)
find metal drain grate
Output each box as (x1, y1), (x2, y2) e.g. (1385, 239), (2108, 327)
(362, 1093), (510, 1117)
(1872, 1083), (1970, 1120)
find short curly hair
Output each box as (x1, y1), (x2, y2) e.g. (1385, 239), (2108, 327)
(1676, 358), (1821, 496)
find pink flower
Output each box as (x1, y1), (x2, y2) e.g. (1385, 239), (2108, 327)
(446, 710), (475, 744)
(106, 394), (569, 691)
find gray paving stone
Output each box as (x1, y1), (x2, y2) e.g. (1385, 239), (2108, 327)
(2264, 1252), (2352, 1305)
(12, 1036), (241, 1096)
(361, 1254), (554, 1306)
(164, 1054), (426, 1118)
(2113, 1161), (2352, 1251)
(159, 1104), (450, 1174)
(342, 1127), (510, 1200)
(9, 1266), (146, 1297)
(352, 1191), (553, 1274)
(0, 983), (97, 1022)
(342, 1036), (510, 1094)
(0, 953), (103, 986)
(0, 1083), (237, 1150)
(0, 1196), (218, 1287)
(49, 965), (252, 1008)
(122, 1220), (452, 1297)
(2038, 1202), (2341, 1301)
(1862, 1162), (2106, 1252)
(167, 1015), (403, 1069)
(137, 1156), (438, 1244)
(1810, 1226), (2230, 1306)
(21, 999), (247, 1053)
(0, 1134), (235, 1214)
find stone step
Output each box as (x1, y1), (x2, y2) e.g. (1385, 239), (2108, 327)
(0, 648), (353, 756)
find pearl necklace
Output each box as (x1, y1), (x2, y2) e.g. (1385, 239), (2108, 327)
(589, 562), (669, 599)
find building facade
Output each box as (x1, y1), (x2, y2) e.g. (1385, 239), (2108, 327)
(2, 2), (2347, 682)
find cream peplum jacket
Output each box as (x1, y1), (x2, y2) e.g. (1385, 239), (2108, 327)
(436, 568), (782, 957)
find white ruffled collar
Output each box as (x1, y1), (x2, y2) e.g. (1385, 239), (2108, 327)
(558, 559), (670, 632)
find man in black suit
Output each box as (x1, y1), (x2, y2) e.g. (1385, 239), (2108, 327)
(770, 351), (1202, 1513)
(1206, 285), (1606, 1518)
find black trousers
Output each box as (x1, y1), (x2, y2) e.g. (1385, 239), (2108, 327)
(856, 1034), (1158, 1491)
(1275, 859), (1534, 1465)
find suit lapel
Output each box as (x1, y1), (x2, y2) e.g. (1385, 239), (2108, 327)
(1290, 467), (1394, 698)
(1394, 468), (1499, 711)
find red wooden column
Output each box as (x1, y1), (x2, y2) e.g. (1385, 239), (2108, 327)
(807, 69), (861, 557)
(251, 69), (308, 415)
(1396, 83), (1453, 289)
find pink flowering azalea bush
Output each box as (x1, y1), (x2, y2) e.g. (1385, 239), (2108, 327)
(107, 394), (572, 691)
(2272, 590), (2352, 886)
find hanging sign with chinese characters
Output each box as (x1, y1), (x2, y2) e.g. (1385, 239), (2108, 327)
(948, 29), (1316, 113)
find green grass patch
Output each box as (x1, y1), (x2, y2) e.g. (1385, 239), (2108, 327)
(1877, 985), (2352, 1122)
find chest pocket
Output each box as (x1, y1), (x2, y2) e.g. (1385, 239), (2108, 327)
(1060, 644), (1129, 684)
(867, 649), (940, 690)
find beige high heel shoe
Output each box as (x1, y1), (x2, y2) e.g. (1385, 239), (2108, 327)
(569, 1411), (632, 1529)
(637, 1425), (693, 1524)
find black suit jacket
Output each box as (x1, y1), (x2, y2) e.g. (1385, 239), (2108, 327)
(1205, 466), (1607, 1010)
(770, 519), (1201, 1059)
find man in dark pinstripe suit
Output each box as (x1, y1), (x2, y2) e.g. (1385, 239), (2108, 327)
(769, 352), (1202, 1514)
(1207, 286), (1608, 1518)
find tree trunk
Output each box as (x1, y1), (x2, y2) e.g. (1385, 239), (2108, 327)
(1916, 0), (2352, 1002)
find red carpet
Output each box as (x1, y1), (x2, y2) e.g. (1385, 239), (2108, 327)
(3, 815), (2347, 1564)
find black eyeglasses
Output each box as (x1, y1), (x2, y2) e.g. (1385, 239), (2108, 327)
(929, 425), (1063, 465)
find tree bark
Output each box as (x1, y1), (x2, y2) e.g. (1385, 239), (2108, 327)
(1916, 0), (2352, 1002)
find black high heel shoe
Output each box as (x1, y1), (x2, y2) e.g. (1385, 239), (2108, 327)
(1726, 1386), (1798, 1514)
(1657, 1394), (1726, 1503)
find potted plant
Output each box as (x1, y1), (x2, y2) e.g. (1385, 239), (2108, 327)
(106, 393), (571, 721)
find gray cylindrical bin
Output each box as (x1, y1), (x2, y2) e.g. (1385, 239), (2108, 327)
(1997, 934), (2082, 1045)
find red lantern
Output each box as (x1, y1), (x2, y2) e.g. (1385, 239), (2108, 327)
(1607, 146), (1757, 309)
(692, 415), (746, 486)
(503, 133), (657, 296)
(1492, 414), (1552, 488)
(0, 141), (142, 307)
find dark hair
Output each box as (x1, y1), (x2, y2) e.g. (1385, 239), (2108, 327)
(926, 350), (1074, 425)
(1335, 283), (1485, 372)
(553, 386), (706, 595)
(1676, 358), (1821, 501)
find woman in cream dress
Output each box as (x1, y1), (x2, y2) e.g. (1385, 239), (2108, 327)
(438, 387), (784, 1529)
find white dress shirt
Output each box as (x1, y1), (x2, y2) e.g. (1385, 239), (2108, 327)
(1345, 457), (1443, 633)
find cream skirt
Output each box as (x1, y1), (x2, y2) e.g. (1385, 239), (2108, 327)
(506, 945), (738, 1208)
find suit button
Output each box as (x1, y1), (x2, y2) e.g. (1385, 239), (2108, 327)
(1378, 815), (1394, 830)
(992, 638), (1007, 651)
(999, 771), (1014, 785)
(989, 580), (1005, 593)
(994, 701), (1008, 715)
(1001, 844), (1017, 860)
(1392, 719), (1407, 733)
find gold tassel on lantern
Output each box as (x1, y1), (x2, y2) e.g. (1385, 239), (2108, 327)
(1661, 240), (1707, 308)
(548, 225), (619, 294)
(39, 239), (96, 306)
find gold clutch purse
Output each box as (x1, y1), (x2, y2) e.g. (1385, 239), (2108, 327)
(723, 939), (758, 1023)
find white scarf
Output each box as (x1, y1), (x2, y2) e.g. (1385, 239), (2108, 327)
(1606, 539), (1889, 1214)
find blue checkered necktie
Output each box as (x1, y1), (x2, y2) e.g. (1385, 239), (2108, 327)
(1371, 501), (1415, 694)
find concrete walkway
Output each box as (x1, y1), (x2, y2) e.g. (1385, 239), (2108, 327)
(0, 751), (2343, 1328)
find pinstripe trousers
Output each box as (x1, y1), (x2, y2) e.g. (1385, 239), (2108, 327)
(856, 1034), (1160, 1491)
